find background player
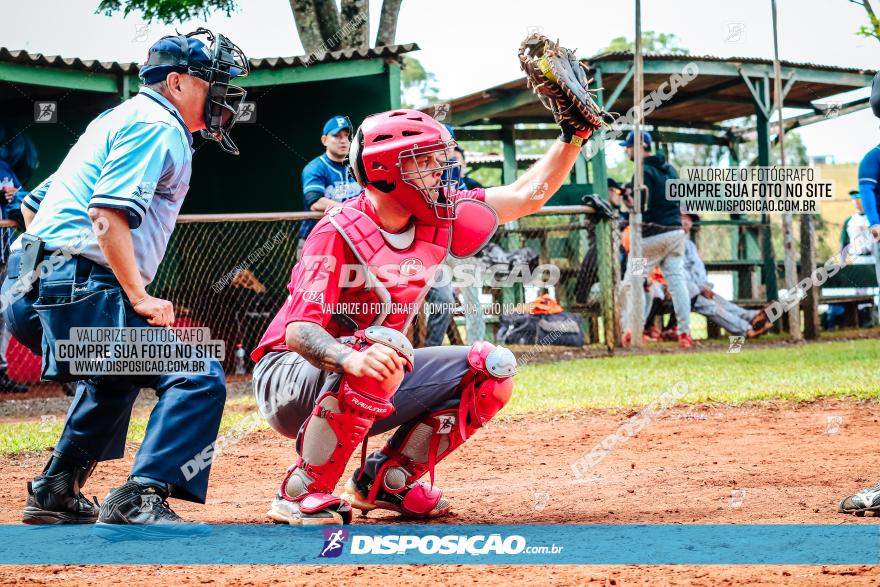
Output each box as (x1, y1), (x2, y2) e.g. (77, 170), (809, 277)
(294, 115), (363, 257)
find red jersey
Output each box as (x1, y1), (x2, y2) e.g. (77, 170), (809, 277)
(252, 189), (486, 362)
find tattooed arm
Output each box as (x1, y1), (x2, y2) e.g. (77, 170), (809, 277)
(285, 321), (405, 380)
(285, 321), (352, 372)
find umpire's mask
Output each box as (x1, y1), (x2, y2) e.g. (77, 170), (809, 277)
(139, 28), (250, 155)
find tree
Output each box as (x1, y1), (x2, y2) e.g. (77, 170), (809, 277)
(97, 0), (236, 22)
(606, 157), (634, 186)
(666, 143), (724, 169)
(597, 31), (690, 55)
(737, 130), (810, 166)
(98, 0), (404, 53)
(400, 55), (439, 107)
(850, 0), (880, 42)
(375, 0), (402, 46)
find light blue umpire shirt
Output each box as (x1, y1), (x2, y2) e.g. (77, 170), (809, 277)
(10, 87), (193, 285)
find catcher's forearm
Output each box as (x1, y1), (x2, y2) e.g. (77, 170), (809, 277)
(514, 139), (580, 195)
(486, 140), (581, 223)
(285, 321), (353, 373)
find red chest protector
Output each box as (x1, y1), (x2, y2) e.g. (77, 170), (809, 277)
(327, 198), (498, 333)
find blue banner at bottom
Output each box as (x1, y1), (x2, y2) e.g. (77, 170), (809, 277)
(0, 524), (877, 565)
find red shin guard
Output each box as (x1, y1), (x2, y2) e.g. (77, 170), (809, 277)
(367, 343), (516, 503)
(281, 326), (414, 500)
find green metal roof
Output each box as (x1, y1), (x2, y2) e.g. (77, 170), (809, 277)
(443, 51), (874, 130)
(0, 43), (418, 92)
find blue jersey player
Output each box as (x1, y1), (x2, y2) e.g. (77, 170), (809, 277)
(839, 71), (880, 516)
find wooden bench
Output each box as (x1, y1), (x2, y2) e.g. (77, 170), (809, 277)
(702, 262), (878, 335)
(702, 298), (766, 339)
(703, 260), (764, 300)
(694, 260), (763, 339)
(818, 263), (877, 328)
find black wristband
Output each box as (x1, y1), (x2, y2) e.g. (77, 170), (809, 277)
(559, 131), (586, 148)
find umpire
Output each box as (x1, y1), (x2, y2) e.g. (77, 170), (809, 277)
(0, 29), (248, 531)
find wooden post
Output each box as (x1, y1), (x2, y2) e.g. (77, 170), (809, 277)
(120, 74), (131, 102)
(800, 215), (821, 338)
(772, 0), (802, 341)
(728, 139), (746, 298)
(590, 66), (617, 349)
(574, 154), (588, 184)
(629, 0), (646, 347)
(500, 123), (517, 185)
(754, 80), (779, 304)
(500, 123), (524, 307)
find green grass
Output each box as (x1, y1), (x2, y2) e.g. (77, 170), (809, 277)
(509, 338), (880, 413)
(0, 407), (265, 456)
(0, 338), (877, 455)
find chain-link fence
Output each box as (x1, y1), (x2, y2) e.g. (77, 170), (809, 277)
(0, 206), (858, 390)
(3, 208), (620, 386)
(485, 208), (613, 338)
(13, 208), (836, 383)
(148, 213), (307, 374)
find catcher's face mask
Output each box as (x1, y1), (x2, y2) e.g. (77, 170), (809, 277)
(142, 28), (250, 155)
(398, 141), (460, 221)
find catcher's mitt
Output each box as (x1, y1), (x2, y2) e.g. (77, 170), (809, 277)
(518, 34), (612, 137)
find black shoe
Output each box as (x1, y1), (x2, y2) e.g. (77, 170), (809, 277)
(95, 477), (209, 541)
(22, 457), (99, 524)
(0, 370), (28, 394)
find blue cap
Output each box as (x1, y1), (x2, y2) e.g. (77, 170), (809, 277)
(139, 36), (242, 84)
(322, 115), (351, 136)
(619, 130), (653, 148)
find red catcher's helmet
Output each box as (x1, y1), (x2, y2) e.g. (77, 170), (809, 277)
(349, 109), (459, 222)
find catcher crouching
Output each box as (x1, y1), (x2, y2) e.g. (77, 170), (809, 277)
(250, 35), (607, 524)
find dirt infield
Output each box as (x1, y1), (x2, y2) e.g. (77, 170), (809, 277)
(2, 398), (880, 584)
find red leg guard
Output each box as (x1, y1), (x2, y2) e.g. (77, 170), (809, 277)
(281, 327), (413, 499)
(367, 343), (516, 503)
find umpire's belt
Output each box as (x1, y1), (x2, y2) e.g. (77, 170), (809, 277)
(6, 250), (117, 290)
(9, 251), (127, 382)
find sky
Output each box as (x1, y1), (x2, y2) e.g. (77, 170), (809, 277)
(4, 0), (880, 162)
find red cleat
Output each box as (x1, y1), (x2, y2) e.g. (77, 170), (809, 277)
(678, 332), (694, 349)
(643, 324), (662, 342)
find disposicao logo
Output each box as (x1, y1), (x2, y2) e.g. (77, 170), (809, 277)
(349, 533), (527, 555)
(319, 528), (349, 558)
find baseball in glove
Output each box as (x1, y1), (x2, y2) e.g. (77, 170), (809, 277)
(518, 33), (612, 146)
